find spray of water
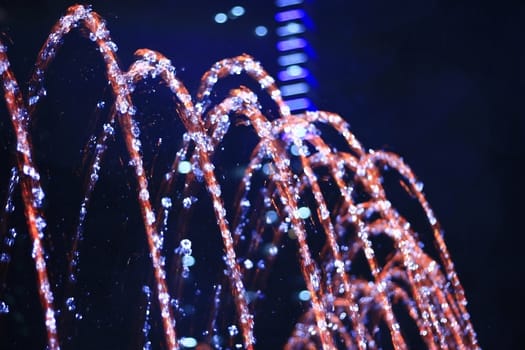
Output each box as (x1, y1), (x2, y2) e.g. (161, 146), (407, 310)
(0, 5), (478, 349)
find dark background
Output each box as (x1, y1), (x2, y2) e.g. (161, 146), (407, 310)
(0, 0), (523, 348)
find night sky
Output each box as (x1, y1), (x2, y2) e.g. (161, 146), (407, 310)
(0, 0), (523, 348)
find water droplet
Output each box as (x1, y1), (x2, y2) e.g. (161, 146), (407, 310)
(177, 161), (192, 174)
(180, 336), (197, 348)
(0, 301), (9, 314)
(297, 206), (311, 219)
(298, 290), (310, 301)
(243, 259), (253, 270)
(161, 197), (172, 209)
(28, 95), (40, 105)
(178, 239), (192, 256)
(66, 297), (76, 311)
(182, 197), (192, 209)
(266, 244), (278, 256)
(228, 324), (239, 336)
(265, 210), (278, 224)
(182, 255), (195, 268)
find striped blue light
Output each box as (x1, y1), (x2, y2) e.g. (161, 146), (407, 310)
(276, 0), (304, 7)
(275, 0), (315, 113)
(277, 37), (307, 51)
(276, 22), (305, 37)
(278, 52), (308, 66)
(278, 65), (309, 81)
(275, 9), (305, 22)
(285, 97), (311, 111)
(281, 82), (309, 97)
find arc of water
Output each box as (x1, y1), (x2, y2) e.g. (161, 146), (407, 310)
(292, 112), (407, 349)
(0, 41), (60, 350)
(361, 150), (479, 348)
(220, 88), (337, 349)
(128, 49), (257, 349)
(3, 5), (181, 349)
(0, 4), (480, 349)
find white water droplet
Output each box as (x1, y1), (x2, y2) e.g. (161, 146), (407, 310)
(0, 301), (9, 314)
(161, 197), (172, 209)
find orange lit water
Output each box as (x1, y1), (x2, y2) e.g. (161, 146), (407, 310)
(0, 5), (478, 350)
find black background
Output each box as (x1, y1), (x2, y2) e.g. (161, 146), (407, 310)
(0, 0), (523, 348)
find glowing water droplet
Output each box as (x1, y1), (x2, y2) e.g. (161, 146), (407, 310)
(182, 255), (195, 268)
(66, 297), (76, 311)
(0, 301), (9, 314)
(228, 324), (239, 336)
(182, 196), (194, 209)
(214, 13), (227, 24)
(255, 25), (268, 37)
(161, 197), (172, 209)
(298, 290), (311, 301)
(28, 95), (40, 106)
(265, 210), (278, 224)
(178, 161), (192, 174)
(230, 6), (245, 17)
(103, 123), (114, 135)
(266, 244), (278, 256)
(179, 239), (192, 255)
(142, 285), (151, 295)
(180, 336), (197, 348)
(243, 259), (253, 270)
(297, 206), (311, 219)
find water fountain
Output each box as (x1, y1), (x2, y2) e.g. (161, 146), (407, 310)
(0, 5), (479, 349)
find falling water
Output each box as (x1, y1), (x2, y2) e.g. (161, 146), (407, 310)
(0, 4), (478, 350)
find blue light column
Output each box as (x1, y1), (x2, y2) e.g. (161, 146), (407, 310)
(275, 0), (315, 113)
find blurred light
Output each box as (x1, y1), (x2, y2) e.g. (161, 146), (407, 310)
(285, 97), (310, 111)
(265, 244), (279, 256)
(290, 143), (310, 156)
(177, 161), (192, 174)
(281, 82), (309, 97)
(298, 289), (311, 301)
(275, 9), (305, 22)
(254, 25), (268, 37)
(276, 0), (304, 7)
(290, 144), (300, 156)
(277, 37), (307, 51)
(230, 5), (245, 17)
(292, 125), (307, 139)
(214, 13), (227, 24)
(265, 210), (278, 224)
(243, 259), (254, 269)
(182, 255), (195, 268)
(246, 290), (258, 303)
(278, 52), (307, 66)
(297, 206), (311, 219)
(262, 163), (273, 175)
(180, 337), (197, 348)
(276, 22), (305, 37)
